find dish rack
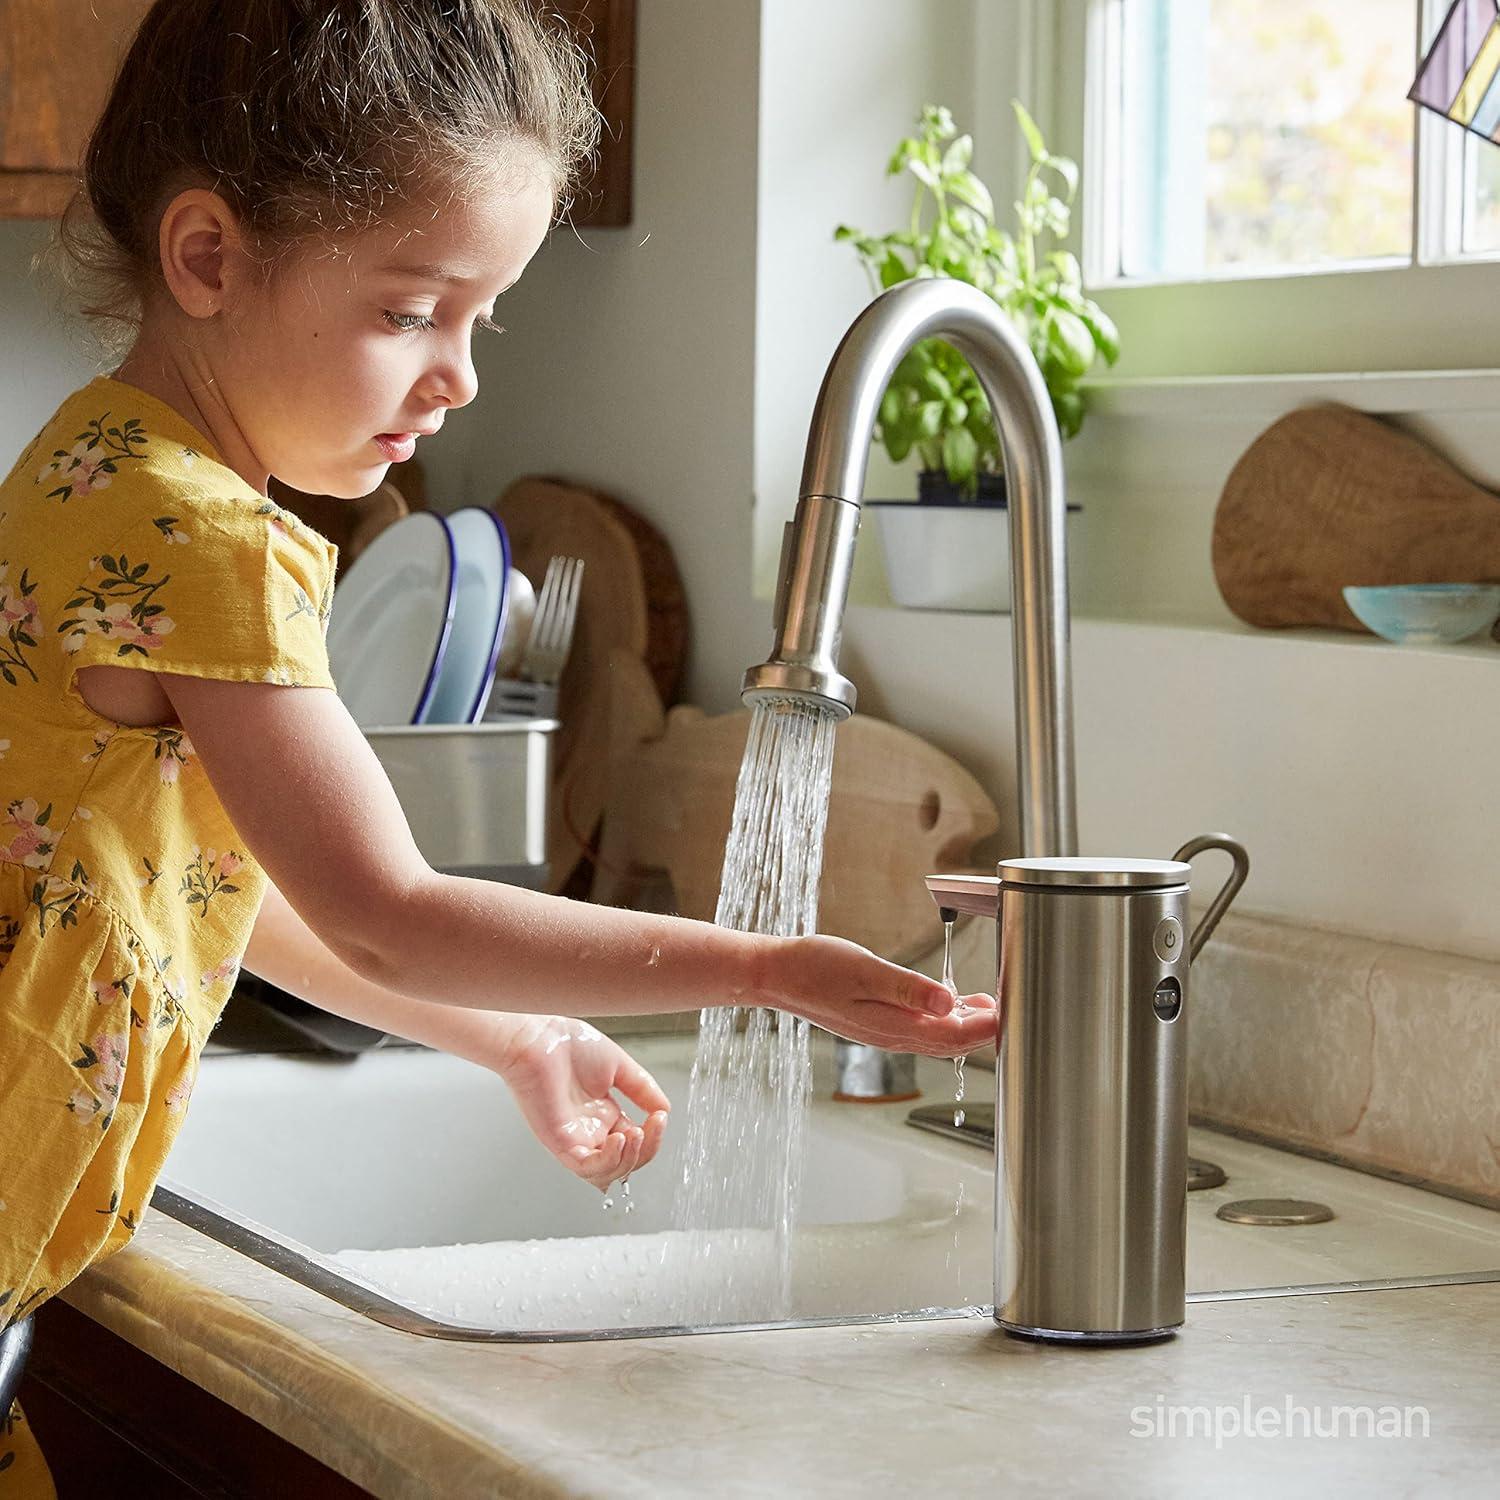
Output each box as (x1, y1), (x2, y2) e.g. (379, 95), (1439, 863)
(363, 718), (557, 886)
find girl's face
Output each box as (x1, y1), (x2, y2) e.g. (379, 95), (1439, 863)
(212, 159), (555, 498)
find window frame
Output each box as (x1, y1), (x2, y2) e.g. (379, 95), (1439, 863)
(1033, 0), (1500, 378)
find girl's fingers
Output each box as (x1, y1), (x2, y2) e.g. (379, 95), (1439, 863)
(614, 1055), (671, 1115)
(638, 1109), (668, 1168)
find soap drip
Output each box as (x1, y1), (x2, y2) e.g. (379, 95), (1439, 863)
(622, 1175), (634, 1214)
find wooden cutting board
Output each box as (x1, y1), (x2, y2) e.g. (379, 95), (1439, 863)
(1212, 404), (1500, 631)
(493, 477), (658, 893)
(593, 651), (1001, 964)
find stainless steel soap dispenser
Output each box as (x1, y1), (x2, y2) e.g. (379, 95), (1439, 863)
(928, 834), (1248, 1343)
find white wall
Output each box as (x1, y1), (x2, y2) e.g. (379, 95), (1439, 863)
(453, 0), (765, 712)
(0, 221), (109, 467)
(751, 0), (977, 609)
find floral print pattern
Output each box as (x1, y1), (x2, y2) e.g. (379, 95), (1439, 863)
(37, 413), (148, 501)
(30, 861), (92, 936)
(152, 514), (190, 546)
(0, 797), (54, 869)
(146, 727), (195, 784)
(200, 953), (241, 991)
(59, 552), (176, 658)
(0, 563), (41, 686)
(68, 1027), (128, 1129)
(0, 378), (337, 1450)
(179, 846), (243, 917)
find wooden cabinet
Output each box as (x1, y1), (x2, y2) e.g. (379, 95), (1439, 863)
(0, 0), (634, 222)
(0, 0), (154, 217)
(22, 1300), (374, 1497)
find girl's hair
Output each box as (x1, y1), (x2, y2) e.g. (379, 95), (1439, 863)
(37, 0), (600, 357)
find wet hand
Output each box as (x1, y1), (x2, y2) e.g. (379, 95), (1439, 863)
(775, 933), (996, 1058)
(492, 1016), (670, 1191)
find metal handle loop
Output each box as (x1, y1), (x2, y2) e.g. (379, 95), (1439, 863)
(1171, 833), (1250, 962)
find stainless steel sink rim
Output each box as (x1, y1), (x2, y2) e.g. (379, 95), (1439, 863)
(149, 1184), (1500, 1345)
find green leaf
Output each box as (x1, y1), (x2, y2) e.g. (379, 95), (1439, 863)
(879, 251), (909, 289)
(885, 428), (913, 464)
(941, 134), (973, 176)
(1013, 100), (1046, 162)
(947, 172), (994, 222)
(918, 365), (953, 401)
(879, 387), (904, 430)
(1046, 154), (1080, 200)
(1077, 301), (1121, 364)
(886, 137), (920, 176)
(916, 401), (945, 439)
(907, 157), (939, 190)
(943, 425), (978, 484)
(1052, 390), (1086, 440)
(1045, 308), (1096, 378)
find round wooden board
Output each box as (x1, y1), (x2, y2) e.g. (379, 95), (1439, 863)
(1212, 404), (1500, 631)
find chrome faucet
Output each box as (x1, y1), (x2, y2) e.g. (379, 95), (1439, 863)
(742, 278), (1078, 1098)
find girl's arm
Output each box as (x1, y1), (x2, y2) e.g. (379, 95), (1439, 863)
(159, 673), (993, 1054)
(242, 874), (535, 1067)
(243, 879), (671, 1190)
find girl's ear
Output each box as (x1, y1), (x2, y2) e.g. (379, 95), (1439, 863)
(156, 188), (246, 320)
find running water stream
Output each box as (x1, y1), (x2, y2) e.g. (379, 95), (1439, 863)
(666, 696), (840, 1323)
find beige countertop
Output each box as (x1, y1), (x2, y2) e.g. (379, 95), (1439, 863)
(62, 1208), (1500, 1499)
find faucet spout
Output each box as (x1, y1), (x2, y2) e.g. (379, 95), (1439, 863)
(743, 278), (1078, 857)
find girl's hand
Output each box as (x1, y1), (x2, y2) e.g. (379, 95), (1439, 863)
(492, 1015), (670, 1192)
(771, 933), (997, 1057)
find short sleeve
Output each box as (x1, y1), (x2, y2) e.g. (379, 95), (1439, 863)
(58, 498), (338, 691)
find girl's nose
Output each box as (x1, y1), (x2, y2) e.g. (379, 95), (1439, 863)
(425, 341), (480, 411)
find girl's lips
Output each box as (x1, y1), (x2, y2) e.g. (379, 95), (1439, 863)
(374, 433), (417, 463)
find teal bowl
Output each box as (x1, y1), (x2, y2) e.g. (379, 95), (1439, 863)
(1342, 584), (1500, 645)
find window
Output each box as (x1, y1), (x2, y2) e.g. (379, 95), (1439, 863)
(1086, 0), (1500, 286)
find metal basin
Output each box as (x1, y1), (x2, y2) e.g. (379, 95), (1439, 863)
(158, 1032), (1500, 1341)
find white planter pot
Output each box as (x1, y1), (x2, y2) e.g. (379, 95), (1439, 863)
(868, 501), (1081, 613)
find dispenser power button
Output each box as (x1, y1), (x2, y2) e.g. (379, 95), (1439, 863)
(1153, 916), (1185, 965)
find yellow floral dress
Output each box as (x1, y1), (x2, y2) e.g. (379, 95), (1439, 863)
(0, 376), (336, 1495)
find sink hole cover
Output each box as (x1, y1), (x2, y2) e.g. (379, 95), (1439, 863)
(1216, 1197), (1335, 1227)
(1187, 1157), (1227, 1191)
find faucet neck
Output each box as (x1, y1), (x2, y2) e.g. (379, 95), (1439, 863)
(747, 278), (1079, 856)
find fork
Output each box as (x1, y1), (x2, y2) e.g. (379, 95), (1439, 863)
(520, 555), (584, 685)
(485, 555), (584, 720)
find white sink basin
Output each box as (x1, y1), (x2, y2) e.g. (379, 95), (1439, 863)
(159, 1031), (1500, 1338)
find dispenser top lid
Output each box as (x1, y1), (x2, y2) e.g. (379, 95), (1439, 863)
(999, 857), (1191, 890)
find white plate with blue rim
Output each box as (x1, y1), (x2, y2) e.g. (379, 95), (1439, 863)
(327, 510), (456, 727)
(421, 508), (513, 723)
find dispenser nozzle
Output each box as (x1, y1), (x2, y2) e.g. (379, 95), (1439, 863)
(923, 874), (1000, 921)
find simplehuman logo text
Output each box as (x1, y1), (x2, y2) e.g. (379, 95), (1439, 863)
(1130, 1395), (1431, 1448)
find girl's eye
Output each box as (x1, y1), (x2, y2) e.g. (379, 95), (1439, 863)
(383, 310), (436, 333)
(382, 311), (506, 336)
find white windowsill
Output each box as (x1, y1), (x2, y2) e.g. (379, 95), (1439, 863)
(1080, 367), (1500, 420)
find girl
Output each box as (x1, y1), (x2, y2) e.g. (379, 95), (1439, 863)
(0, 1), (994, 1490)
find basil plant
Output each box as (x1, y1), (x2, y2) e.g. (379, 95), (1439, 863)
(836, 103), (1120, 498)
